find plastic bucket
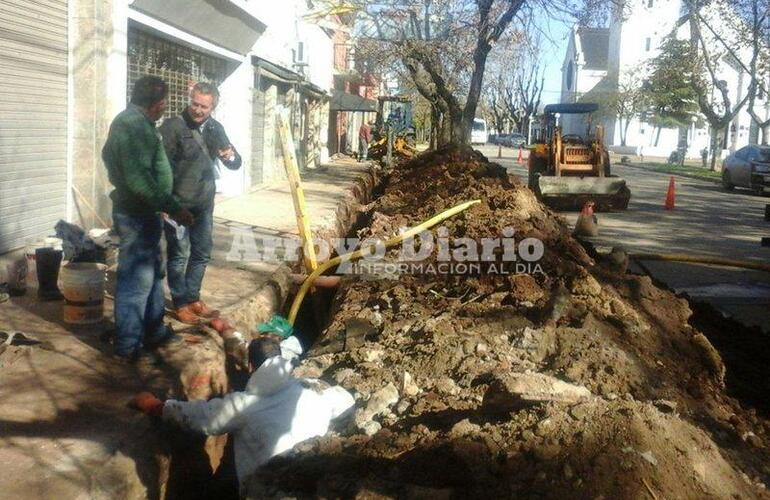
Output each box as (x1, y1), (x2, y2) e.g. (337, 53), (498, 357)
(60, 262), (107, 325)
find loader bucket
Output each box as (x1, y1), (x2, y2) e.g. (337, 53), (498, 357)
(535, 176), (631, 211)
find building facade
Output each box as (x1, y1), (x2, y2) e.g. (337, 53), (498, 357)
(0, 0), (345, 255)
(560, 0), (770, 159)
(328, 18), (379, 157)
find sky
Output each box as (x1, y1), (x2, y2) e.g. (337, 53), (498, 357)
(533, 16), (574, 106)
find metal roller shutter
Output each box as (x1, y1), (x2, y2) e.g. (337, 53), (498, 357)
(0, 0), (69, 253)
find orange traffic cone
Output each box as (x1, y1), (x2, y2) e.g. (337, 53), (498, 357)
(573, 201), (599, 237)
(664, 176), (675, 210)
(517, 146), (524, 164)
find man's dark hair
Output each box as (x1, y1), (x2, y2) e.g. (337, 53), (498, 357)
(130, 76), (168, 108)
(248, 336), (282, 370)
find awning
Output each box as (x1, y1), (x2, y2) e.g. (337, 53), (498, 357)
(253, 56), (302, 83)
(252, 56), (328, 99)
(329, 89), (377, 112)
(131, 0), (265, 55)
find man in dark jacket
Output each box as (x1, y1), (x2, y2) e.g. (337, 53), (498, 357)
(102, 76), (194, 361)
(159, 82), (242, 324)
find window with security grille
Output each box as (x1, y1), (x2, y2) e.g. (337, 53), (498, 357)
(127, 27), (228, 118)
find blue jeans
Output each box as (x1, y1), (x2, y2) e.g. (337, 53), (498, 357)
(165, 201), (214, 309)
(113, 213), (170, 356)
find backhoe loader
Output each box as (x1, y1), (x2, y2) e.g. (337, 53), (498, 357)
(528, 103), (630, 211)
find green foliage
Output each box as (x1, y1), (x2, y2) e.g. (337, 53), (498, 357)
(642, 37), (703, 128)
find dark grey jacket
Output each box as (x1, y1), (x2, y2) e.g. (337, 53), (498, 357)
(159, 109), (242, 208)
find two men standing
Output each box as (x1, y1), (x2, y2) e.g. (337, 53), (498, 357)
(102, 76), (194, 360)
(103, 77), (240, 359)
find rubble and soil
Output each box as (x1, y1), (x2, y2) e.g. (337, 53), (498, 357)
(248, 145), (770, 499)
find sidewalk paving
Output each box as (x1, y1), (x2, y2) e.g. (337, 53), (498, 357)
(0, 159), (380, 498)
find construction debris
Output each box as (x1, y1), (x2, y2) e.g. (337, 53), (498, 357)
(246, 146), (769, 499)
(483, 372), (592, 408)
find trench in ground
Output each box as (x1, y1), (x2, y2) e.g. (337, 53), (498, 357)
(688, 300), (770, 416)
(163, 166), (770, 498)
(627, 256), (770, 416)
(160, 171), (387, 500)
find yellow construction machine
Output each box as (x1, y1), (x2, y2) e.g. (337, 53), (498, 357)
(368, 96), (417, 161)
(528, 103), (630, 211)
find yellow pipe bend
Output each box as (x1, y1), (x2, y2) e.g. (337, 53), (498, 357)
(287, 199), (481, 325)
(630, 253), (770, 273)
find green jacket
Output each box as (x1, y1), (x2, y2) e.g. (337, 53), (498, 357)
(102, 104), (182, 216)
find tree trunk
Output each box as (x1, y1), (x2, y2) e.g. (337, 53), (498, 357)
(431, 96), (451, 147)
(438, 112), (452, 147)
(429, 105), (439, 150)
(459, 38), (492, 146)
(762, 125), (769, 145)
(449, 108), (466, 144)
(621, 117), (631, 146)
(654, 126), (662, 147)
(709, 127), (721, 172)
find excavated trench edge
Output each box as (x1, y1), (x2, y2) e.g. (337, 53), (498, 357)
(145, 165), (387, 500)
(629, 255), (770, 416)
(292, 177), (388, 348)
(245, 150), (770, 498)
(162, 157), (768, 497)
(295, 163), (770, 418)
(685, 300), (770, 416)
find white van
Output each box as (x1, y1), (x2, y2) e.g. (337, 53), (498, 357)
(471, 118), (488, 144)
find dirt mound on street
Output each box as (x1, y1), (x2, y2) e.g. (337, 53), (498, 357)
(249, 146), (770, 498)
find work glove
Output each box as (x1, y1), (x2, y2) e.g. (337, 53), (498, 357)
(131, 391), (164, 417)
(257, 315), (294, 339)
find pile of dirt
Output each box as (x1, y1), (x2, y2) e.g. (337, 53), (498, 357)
(249, 145), (770, 498)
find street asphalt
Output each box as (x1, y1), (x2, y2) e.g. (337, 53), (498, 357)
(477, 144), (770, 333)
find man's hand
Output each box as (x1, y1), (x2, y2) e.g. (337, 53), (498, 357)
(209, 317), (233, 335)
(171, 208), (194, 227)
(218, 145), (235, 161)
(131, 392), (164, 417)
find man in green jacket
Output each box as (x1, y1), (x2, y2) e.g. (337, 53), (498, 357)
(102, 76), (194, 361)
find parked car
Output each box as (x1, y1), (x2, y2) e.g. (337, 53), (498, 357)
(506, 133), (527, 148)
(722, 145), (770, 194)
(494, 134), (508, 145)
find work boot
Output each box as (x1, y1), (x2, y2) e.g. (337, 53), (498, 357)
(190, 300), (220, 319)
(36, 248), (63, 301)
(175, 305), (202, 325)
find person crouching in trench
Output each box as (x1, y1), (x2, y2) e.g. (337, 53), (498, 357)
(131, 327), (354, 495)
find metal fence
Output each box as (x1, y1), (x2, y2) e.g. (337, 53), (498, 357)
(127, 28), (227, 118)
